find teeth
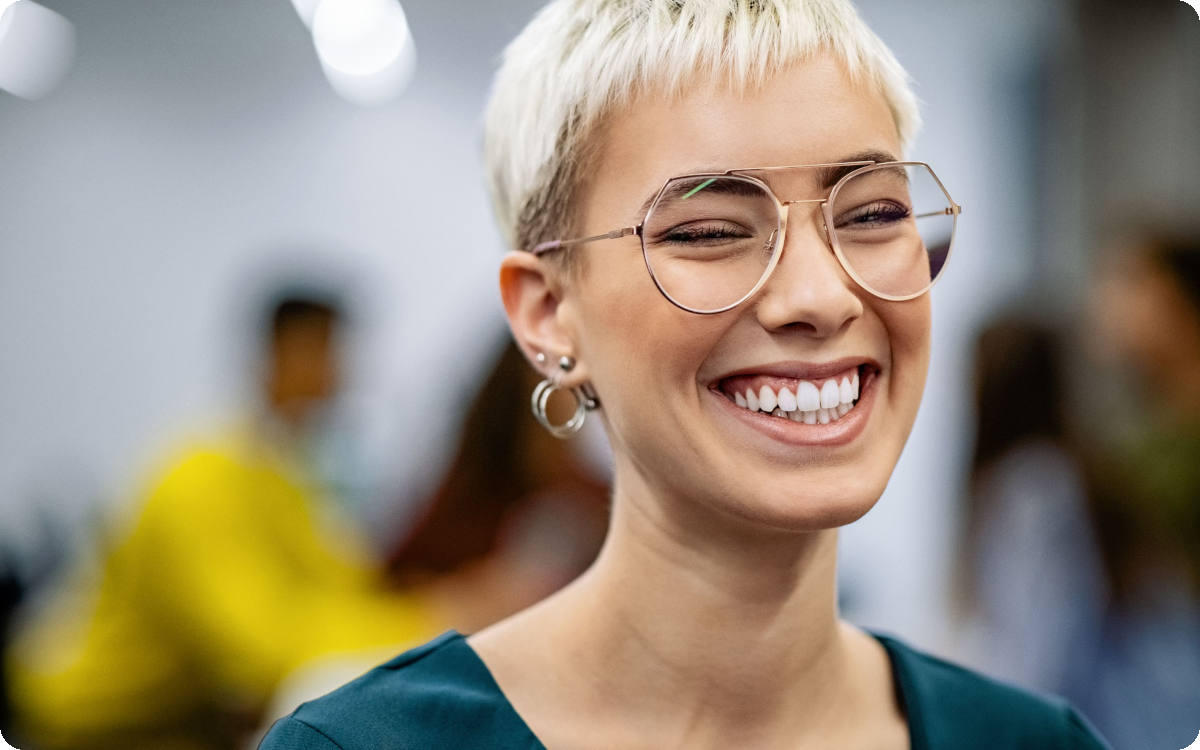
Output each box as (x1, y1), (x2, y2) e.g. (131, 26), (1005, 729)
(820, 380), (840, 409)
(758, 385), (777, 412)
(777, 387), (797, 412)
(727, 369), (866, 423)
(797, 381), (820, 411)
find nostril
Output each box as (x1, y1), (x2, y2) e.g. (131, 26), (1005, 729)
(782, 320), (821, 335)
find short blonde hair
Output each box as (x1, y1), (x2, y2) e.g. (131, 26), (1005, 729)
(484, 0), (921, 254)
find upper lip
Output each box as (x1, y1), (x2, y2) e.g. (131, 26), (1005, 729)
(711, 356), (880, 383)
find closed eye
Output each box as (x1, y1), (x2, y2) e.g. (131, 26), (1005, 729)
(658, 221), (755, 245)
(835, 200), (911, 229)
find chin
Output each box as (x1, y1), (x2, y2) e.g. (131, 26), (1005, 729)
(703, 469), (891, 534)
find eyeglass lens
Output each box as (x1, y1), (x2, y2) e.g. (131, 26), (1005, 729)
(641, 164), (955, 311)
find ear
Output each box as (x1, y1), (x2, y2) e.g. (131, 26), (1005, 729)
(499, 251), (587, 386)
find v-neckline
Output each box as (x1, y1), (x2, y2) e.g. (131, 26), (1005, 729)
(448, 629), (926, 750)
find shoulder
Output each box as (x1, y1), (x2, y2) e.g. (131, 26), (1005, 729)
(142, 434), (245, 502)
(873, 633), (1110, 749)
(259, 631), (543, 750)
(139, 427), (304, 520)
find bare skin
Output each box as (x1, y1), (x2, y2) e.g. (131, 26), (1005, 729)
(472, 519), (906, 749)
(477, 53), (922, 749)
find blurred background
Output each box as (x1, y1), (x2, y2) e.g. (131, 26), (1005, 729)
(1, 0), (1196, 748)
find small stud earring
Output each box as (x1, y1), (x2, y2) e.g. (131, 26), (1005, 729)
(535, 352), (547, 365)
(559, 355), (575, 372)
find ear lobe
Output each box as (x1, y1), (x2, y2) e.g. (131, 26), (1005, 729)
(499, 251), (578, 377)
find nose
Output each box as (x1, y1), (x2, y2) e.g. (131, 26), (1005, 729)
(753, 205), (863, 337)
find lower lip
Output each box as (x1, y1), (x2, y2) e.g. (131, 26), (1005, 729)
(708, 369), (878, 447)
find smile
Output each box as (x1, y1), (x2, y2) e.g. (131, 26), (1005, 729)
(716, 365), (868, 425)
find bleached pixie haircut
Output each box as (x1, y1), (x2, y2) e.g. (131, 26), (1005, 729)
(484, 0), (921, 257)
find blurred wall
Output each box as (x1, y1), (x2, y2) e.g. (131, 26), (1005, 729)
(1038, 0), (1200, 301)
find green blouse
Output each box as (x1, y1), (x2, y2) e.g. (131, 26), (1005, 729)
(260, 631), (1110, 749)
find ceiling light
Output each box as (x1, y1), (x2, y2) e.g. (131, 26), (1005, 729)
(0, 0), (77, 100)
(310, 0), (415, 106)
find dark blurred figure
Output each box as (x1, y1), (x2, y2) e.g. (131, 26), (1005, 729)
(1077, 233), (1200, 749)
(955, 317), (1107, 694)
(4, 287), (438, 750)
(0, 557), (22, 737)
(0, 464), (101, 746)
(386, 340), (609, 633)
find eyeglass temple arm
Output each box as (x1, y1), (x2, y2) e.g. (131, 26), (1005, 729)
(530, 226), (639, 256)
(913, 205), (963, 219)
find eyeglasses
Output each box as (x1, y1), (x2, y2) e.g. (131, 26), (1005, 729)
(529, 161), (962, 314)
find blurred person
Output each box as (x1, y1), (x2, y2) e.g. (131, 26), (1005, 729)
(386, 339), (609, 633)
(263, 2), (1108, 748)
(1072, 232), (1200, 749)
(953, 317), (1107, 693)
(4, 288), (439, 750)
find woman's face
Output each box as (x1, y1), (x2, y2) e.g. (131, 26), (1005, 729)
(553, 53), (931, 532)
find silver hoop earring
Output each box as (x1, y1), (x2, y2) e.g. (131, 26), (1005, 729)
(531, 379), (599, 438)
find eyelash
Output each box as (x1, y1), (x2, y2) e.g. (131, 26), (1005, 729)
(838, 201), (910, 228)
(661, 222), (752, 244)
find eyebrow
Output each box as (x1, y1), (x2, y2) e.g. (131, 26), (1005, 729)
(632, 149), (902, 218)
(659, 175), (769, 204)
(814, 150), (899, 189)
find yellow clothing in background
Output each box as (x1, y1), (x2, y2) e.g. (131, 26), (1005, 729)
(6, 427), (436, 750)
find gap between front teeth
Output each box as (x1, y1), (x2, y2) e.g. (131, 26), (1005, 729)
(730, 372), (860, 424)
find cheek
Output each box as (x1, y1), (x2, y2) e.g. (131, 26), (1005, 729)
(882, 296), (932, 409)
(571, 250), (674, 366)
(568, 265), (727, 428)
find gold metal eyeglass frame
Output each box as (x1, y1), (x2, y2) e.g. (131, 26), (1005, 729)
(528, 160), (963, 314)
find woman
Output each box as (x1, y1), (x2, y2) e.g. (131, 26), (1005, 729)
(262, 1), (1110, 747)
(954, 318), (1106, 696)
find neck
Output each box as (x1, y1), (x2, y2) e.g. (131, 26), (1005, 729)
(263, 388), (318, 436)
(536, 470), (855, 744)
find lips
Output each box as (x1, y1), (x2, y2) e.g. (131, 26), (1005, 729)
(714, 362), (876, 426)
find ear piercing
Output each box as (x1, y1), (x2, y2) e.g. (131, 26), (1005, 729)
(528, 352), (598, 438)
(534, 351), (576, 372)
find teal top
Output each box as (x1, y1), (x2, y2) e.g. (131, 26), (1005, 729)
(260, 630), (1110, 749)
